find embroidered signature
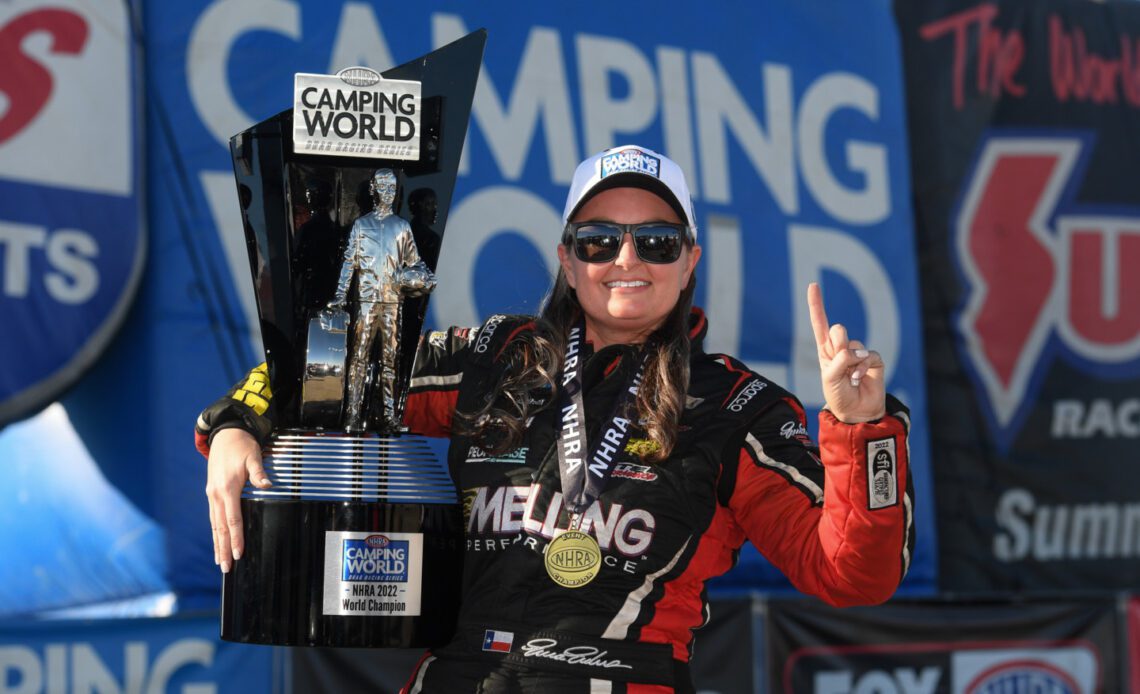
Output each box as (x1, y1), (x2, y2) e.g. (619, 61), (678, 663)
(519, 639), (633, 670)
(780, 420), (810, 440)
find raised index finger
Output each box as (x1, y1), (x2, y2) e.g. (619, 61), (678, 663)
(807, 282), (832, 351)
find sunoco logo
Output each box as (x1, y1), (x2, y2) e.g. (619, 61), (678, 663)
(338, 66), (381, 87)
(726, 379), (767, 412)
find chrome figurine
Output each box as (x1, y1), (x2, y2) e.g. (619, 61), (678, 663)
(328, 169), (436, 432)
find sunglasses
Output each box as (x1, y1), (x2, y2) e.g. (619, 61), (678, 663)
(564, 222), (690, 264)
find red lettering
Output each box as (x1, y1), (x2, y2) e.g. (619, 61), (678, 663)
(1050, 14), (1140, 107)
(0, 9), (88, 143)
(1067, 229), (1140, 348)
(920, 3), (1024, 110)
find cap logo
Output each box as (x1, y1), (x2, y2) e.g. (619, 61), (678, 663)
(600, 148), (660, 179)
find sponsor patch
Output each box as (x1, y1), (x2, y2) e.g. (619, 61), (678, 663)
(725, 378), (767, 412)
(465, 445), (528, 464)
(623, 437), (660, 459)
(427, 330), (447, 349)
(612, 462), (658, 482)
(482, 629), (514, 653)
(474, 314), (506, 354)
(600, 147), (661, 179)
(866, 437), (898, 510)
(779, 420), (811, 442)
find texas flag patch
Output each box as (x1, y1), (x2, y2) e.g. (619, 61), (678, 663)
(482, 629), (514, 653)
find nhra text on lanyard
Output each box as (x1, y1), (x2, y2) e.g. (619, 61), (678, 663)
(556, 320), (647, 521)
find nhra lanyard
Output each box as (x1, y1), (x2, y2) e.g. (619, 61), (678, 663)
(555, 319), (647, 525)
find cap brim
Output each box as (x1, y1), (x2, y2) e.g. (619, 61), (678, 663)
(566, 173), (691, 229)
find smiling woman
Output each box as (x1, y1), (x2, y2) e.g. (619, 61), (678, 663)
(195, 144), (916, 694)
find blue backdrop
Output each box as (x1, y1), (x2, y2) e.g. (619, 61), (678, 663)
(1, 0), (935, 615)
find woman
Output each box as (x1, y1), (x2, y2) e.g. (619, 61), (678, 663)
(197, 145), (914, 693)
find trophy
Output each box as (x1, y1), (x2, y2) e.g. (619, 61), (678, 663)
(220, 31), (486, 648)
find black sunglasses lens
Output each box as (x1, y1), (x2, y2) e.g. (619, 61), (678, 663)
(632, 226), (682, 263)
(573, 225), (622, 262)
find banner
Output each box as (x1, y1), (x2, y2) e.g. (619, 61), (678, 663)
(0, 615), (282, 694)
(768, 598), (1123, 693)
(896, 0), (1140, 591)
(36, 0), (936, 606)
(0, 0), (143, 425)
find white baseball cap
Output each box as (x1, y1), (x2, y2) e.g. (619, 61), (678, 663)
(562, 145), (697, 239)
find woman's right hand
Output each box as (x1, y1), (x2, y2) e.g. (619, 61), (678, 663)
(206, 428), (272, 572)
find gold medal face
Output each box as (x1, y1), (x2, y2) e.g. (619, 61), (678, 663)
(544, 530), (601, 588)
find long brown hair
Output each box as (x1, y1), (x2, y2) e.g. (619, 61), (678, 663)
(456, 255), (697, 464)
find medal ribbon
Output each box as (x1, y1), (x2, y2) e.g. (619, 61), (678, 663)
(555, 319), (647, 521)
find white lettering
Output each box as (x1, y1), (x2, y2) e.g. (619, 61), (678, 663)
(693, 56), (795, 210)
(790, 224), (899, 407)
(994, 487), (1140, 561)
(433, 16), (578, 183)
(188, 0), (300, 146)
(328, 3), (395, 73)
(0, 224), (100, 304)
(815, 668), (941, 694)
(0, 222), (46, 298)
(797, 73), (888, 224)
(577, 34), (657, 154)
(1052, 398), (1140, 438)
(45, 229), (99, 304)
(432, 187), (561, 328)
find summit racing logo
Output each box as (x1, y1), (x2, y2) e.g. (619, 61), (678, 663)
(955, 133), (1140, 445)
(600, 148), (660, 179)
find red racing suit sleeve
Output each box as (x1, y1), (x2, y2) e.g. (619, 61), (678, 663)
(401, 325), (479, 437)
(724, 394), (913, 606)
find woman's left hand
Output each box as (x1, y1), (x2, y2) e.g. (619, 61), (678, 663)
(807, 282), (886, 424)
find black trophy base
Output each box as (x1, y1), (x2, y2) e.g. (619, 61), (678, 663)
(221, 498), (462, 647)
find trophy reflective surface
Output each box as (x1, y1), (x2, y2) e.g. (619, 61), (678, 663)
(220, 31), (485, 648)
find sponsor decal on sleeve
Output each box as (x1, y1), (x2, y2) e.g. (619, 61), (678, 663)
(866, 437), (898, 510)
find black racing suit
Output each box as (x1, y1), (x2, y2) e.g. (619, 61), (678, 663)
(196, 309), (915, 693)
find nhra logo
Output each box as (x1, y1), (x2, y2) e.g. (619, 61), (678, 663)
(600, 148), (660, 179)
(964, 660), (1078, 694)
(955, 133), (1140, 445)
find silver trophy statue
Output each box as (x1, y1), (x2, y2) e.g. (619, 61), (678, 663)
(220, 31), (485, 648)
(328, 169), (435, 433)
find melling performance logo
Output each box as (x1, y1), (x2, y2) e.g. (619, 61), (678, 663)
(954, 132), (1140, 446)
(293, 67), (420, 160)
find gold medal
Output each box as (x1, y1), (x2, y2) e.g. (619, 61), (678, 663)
(544, 530), (601, 588)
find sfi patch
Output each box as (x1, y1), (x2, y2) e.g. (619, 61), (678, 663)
(866, 437), (898, 510)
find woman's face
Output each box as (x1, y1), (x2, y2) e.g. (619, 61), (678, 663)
(557, 187), (701, 348)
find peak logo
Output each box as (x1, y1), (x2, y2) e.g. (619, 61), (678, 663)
(955, 132), (1140, 445)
